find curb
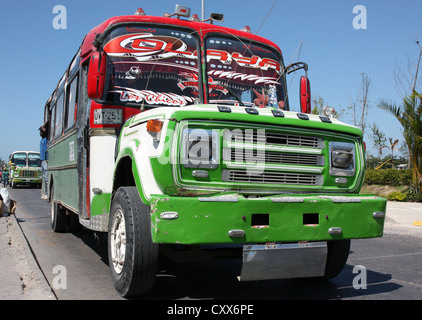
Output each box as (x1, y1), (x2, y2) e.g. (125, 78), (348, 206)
(9, 214), (56, 300)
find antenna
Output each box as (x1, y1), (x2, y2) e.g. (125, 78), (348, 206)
(254, 0), (279, 36)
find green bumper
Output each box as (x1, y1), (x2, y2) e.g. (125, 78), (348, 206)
(150, 193), (386, 244)
(12, 178), (42, 184)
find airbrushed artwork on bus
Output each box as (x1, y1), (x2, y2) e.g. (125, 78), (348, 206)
(43, 5), (386, 298)
(111, 87), (196, 107)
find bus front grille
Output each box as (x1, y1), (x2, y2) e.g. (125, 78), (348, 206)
(19, 170), (37, 178)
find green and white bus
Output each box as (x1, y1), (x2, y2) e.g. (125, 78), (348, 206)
(8, 151), (42, 188)
(43, 5), (386, 297)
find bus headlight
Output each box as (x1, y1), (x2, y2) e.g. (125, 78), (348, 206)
(329, 142), (355, 176)
(181, 128), (219, 169)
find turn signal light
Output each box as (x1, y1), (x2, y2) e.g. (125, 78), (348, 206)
(147, 119), (163, 133)
(147, 119), (163, 140)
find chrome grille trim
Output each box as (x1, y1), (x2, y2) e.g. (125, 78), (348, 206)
(229, 149), (323, 166)
(222, 170), (323, 186)
(222, 128), (325, 186)
(227, 130), (324, 148)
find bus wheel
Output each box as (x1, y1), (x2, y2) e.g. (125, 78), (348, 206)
(323, 239), (351, 279)
(69, 212), (83, 233)
(51, 190), (68, 232)
(108, 187), (158, 297)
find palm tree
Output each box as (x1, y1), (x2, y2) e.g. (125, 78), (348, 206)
(379, 92), (422, 192)
(378, 145), (388, 162)
(388, 137), (399, 168)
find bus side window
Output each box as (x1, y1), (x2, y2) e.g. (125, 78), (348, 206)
(55, 93), (65, 138)
(49, 104), (56, 142)
(65, 75), (79, 130)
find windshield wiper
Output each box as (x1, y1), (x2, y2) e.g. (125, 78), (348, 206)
(220, 84), (245, 106)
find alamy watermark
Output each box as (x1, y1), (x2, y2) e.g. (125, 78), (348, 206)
(352, 265), (367, 289)
(51, 5), (367, 31)
(353, 5), (367, 30)
(52, 5), (67, 30)
(52, 265), (67, 290)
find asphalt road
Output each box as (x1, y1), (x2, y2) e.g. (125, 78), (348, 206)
(8, 187), (422, 300)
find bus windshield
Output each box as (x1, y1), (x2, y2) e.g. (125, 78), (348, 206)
(103, 26), (200, 108)
(28, 153), (41, 167)
(12, 153), (27, 167)
(205, 36), (286, 109)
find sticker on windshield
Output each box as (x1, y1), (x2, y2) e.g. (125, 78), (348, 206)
(110, 86), (195, 107)
(206, 49), (281, 75)
(104, 33), (197, 62)
(208, 70), (279, 85)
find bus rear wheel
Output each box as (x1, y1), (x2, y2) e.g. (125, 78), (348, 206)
(51, 190), (68, 233)
(108, 187), (158, 297)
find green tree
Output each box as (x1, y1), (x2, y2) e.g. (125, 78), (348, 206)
(379, 92), (422, 192)
(388, 137), (399, 169)
(350, 73), (371, 136)
(369, 123), (387, 161)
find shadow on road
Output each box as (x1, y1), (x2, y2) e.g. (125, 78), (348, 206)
(72, 226), (401, 300)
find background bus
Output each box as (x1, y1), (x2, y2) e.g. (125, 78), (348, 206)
(8, 151), (42, 188)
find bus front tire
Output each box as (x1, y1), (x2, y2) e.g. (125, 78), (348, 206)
(323, 239), (351, 279)
(108, 187), (158, 298)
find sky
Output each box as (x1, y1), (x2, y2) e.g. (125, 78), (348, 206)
(0, 0), (421, 162)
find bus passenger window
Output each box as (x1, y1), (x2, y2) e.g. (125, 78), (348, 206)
(55, 93), (64, 138)
(49, 105), (56, 141)
(66, 76), (78, 130)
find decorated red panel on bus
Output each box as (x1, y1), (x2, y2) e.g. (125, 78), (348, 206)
(102, 26), (200, 108)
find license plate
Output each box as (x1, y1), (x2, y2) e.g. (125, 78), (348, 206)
(239, 242), (327, 281)
(93, 109), (122, 125)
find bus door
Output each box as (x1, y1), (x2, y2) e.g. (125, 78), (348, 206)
(76, 64), (91, 220)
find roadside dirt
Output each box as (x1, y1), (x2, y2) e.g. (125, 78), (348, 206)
(2, 216), (44, 295)
(360, 185), (408, 198)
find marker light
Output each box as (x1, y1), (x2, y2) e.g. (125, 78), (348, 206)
(189, 14), (200, 22)
(241, 25), (252, 33)
(134, 8), (146, 16)
(323, 106), (336, 118)
(160, 212), (179, 220)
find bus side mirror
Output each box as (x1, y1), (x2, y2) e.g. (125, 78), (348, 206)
(300, 76), (311, 114)
(87, 52), (107, 99)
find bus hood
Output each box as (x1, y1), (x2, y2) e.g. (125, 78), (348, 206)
(129, 104), (362, 138)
